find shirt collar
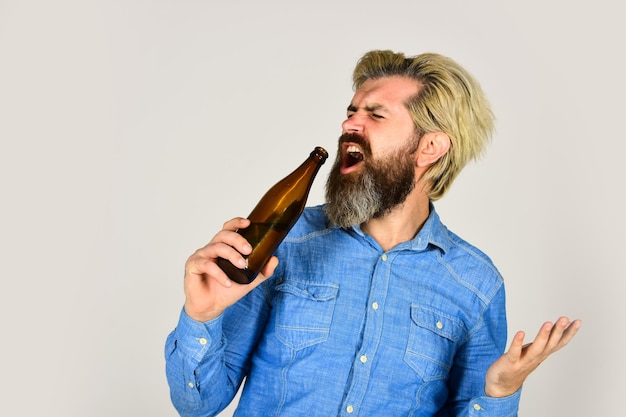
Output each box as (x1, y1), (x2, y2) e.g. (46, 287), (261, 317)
(413, 203), (449, 253)
(348, 203), (450, 254)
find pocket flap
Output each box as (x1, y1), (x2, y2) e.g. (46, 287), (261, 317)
(276, 280), (339, 302)
(410, 304), (465, 342)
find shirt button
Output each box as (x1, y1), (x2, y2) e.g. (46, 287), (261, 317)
(360, 355), (368, 363)
(188, 382), (194, 388)
(372, 302), (379, 310)
(198, 337), (208, 345)
(381, 253), (387, 261)
(436, 321), (443, 329)
(473, 403), (482, 411)
(346, 405), (354, 413)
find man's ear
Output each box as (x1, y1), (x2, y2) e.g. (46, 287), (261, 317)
(416, 132), (450, 167)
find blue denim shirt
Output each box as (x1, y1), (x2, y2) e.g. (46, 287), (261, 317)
(165, 204), (521, 417)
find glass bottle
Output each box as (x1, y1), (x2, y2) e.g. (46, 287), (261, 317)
(217, 146), (328, 284)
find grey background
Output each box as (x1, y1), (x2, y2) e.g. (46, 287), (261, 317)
(1, 1), (623, 416)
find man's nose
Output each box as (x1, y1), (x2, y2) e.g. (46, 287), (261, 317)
(341, 115), (364, 134)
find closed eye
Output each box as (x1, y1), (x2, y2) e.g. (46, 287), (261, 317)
(346, 104), (357, 119)
(346, 105), (386, 119)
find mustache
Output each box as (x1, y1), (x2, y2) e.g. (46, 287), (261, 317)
(338, 132), (372, 156)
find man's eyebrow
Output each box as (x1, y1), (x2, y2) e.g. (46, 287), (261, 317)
(346, 104), (385, 112)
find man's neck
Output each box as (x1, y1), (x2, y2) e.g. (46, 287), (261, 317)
(360, 191), (431, 252)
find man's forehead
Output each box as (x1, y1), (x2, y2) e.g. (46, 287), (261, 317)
(351, 76), (420, 108)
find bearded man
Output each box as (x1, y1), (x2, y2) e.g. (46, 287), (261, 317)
(165, 50), (580, 417)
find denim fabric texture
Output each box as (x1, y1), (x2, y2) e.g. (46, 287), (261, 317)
(165, 204), (521, 417)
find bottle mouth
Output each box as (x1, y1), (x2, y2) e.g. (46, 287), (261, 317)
(312, 146), (328, 163)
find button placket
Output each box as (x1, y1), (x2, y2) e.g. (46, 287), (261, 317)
(342, 249), (392, 415)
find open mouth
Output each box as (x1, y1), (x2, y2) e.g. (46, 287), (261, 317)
(341, 143), (365, 173)
(346, 145), (364, 165)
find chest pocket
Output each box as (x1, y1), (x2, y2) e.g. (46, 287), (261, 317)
(274, 280), (339, 350)
(404, 304), (466, 381)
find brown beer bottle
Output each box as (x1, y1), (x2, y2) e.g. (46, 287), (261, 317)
(217, 146), (328, 284)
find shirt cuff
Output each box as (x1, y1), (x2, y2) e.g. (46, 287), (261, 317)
(173, 307), (225, 363)
(469, 389), (521, 417)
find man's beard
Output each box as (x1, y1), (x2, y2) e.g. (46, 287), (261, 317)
(324, 133), (419, 228)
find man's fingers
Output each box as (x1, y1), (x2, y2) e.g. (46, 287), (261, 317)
(222, 216), (250, 231)
(549, 317), (582, 351)
(260, 256), (279, 279)
(528, 321), (555, 353)
(185, 256), (232, 288)
(506, 331), (526, 360)
(520, 317), (582, 361)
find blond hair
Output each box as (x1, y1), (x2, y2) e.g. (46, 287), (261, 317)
(352, 50), (495, 200)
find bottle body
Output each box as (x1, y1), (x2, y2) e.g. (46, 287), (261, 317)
(217, 147), (328, 284)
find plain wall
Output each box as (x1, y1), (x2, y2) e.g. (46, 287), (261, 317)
(1, 1), (623, 415)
